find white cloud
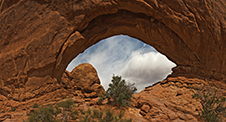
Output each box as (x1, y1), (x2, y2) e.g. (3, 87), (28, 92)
(66, 35), (176, 92)
(120, 50), (176, 91)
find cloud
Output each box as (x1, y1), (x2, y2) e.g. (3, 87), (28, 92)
(120, 50), (176, 91)
(66, 35), (176, 92)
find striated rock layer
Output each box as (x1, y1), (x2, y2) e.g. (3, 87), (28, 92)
(0, 0), (226, 121)
(132, 76), (226, 122)
(0, 0), (226, 102)
(1, 75), (225, 122)
(0, 63), (104, 112)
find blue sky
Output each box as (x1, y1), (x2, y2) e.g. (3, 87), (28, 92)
(66, 35), (176, 92)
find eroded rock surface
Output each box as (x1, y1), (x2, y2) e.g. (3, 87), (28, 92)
(133, 76), (226, 122)
(0, 0), (226, 101)
(0, 63), (104, 115)
(1, 0), (226, 121)
(1, 75), (225, 122)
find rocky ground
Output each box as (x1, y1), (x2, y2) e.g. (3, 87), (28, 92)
(0, 63), (226, 122)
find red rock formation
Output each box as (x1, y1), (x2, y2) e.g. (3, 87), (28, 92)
(0, 0), (226, 101)
(1, 75), (225, 122)
(0, 63), (104, 113)
(1, 0), (226, 121)
(132, 76), (226, 122)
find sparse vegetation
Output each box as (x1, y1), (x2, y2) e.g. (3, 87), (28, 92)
(70, 109), (79, 120)
(98, 93), (107, 104)
(58, 98), (74, 122)
(192, 85), (226, 122)
(78, 108), (132, 122)
(27, 105), (61, 122)
(80, 109), (86, 115)
(100, 75), (137, 107)
(10, 107), (16, 112)
(27, 98), (74, 122)
(32, 103), (38, 108)
(25, 75), (136, 122)
(58, 98), (74, 111)
(188, 84), (194, 89)
(92, 109), (103, 119)
(26, 99), (132, 122)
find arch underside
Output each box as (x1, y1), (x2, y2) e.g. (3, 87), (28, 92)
(0, 0), (226, 101)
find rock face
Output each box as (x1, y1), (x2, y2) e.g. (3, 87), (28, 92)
(0, 63), (104, 112)
(1, 75), (225, 122)
(132, 76), (226, 122)
(0, 0), (226, 121)
(0, 0), (226, 102)
(61, 63), (105, 98)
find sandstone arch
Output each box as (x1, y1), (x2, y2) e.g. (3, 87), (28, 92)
(0, 0), (226, 101)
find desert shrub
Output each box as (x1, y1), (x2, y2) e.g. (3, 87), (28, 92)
(80, 109), (86, 115)
(58, 98), (74, 111)
(27, 105), (61, 122)
(79, 114), (92, 122)
(188, 84), (194, 89)
(98, 94), (107, 104)
(79, 108), (132, 122)
(70, 109), (79, 120)
(1, 111), (5, 113)
(32, 103), (38, 108)
(92, 109), (103, 118)
(57, 98), (74, 121)
(54, 106), (61, 117)
(100, 109), (114, 122)
(118, 109), (125, 119)
(192, 85), (226, 122)
(106, 75), (137, 107)
(26, 101), (132, 122)
(10, 107), (16, 112)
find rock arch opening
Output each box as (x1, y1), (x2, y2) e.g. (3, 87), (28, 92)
(66, 35), (176, 91)
(0, 0), (225, 104)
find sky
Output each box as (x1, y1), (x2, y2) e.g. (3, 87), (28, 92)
(66, 35), (176, 92)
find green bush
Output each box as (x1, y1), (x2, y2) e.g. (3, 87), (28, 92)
(101, 109), (114, 122)
(10, 107), (16, 112)
(27, 105), (61, 122)
(192, 86), (226, 122)
(79, 108), (132, 122)
(54, 106), (61, 117)
(26, 101), (132, 122)
(57, 98), (74, 121)
(92, 109), (103, 118)
(58, 98), (74, 111)
(106, 75), (137, 107)
(98, 94), (107, 104)
(70, 109), (79, 120)
(1, 111), (5, 113)
(32, 103), (38, 108)
(80, 109), (85, 115)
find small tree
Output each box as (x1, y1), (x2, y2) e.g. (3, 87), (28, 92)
(192, 85), (226, 122)
(106, 75), (137, 107)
